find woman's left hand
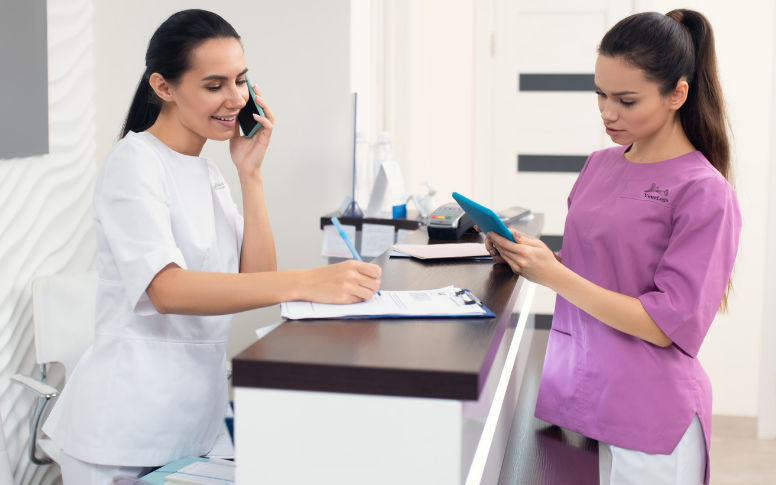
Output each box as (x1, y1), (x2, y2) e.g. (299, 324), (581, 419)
(230, 84), (275, 177)
(488, 229), (560, 287)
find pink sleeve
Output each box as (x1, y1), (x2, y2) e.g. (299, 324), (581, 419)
(638, 179), (741, 357)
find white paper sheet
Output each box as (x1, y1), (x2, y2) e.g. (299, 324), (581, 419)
(165, 460), (235, 484)
(365, 161), (407, 217)
(281, 286), (487, 320)
(361, 223), (396, 257)
(321, 223), (357, 258)
(389, 250), (491, 260)
(255, 322), (282, 340)
(391, 243), (492, 260)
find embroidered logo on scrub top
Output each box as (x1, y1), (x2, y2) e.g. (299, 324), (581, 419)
(213, 182), (226, 191)
(644, 183), (669, 203)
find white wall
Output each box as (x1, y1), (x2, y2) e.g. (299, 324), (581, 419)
(380, 0), (476, 205)
(92, 0), (353, 361)
(0, 1), (97, 484)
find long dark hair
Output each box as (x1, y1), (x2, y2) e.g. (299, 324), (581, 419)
(599, 10), (734, 312)
(121, 9), (241, 138)
(598, 10), (731, 182)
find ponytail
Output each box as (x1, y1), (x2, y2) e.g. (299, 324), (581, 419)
(121, 72), (161, 138)
(599, 10), (734, 313)
(120, 9), (241, 139)
(666, 10), (731, 184)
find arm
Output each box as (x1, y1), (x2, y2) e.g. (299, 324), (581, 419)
(487, 230), (671, 347)
(147, 260), (382, 315)
(229, 84), (277, 273)
(545, 261), (671, 346)
(239, 172), (277, 272)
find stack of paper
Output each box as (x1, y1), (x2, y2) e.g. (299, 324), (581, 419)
(281, 286), (492, 320)
(390, 243), (491, 260)
(164, 460), (235, 484)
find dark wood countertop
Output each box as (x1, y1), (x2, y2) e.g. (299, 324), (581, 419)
(232, 215), (543, 400)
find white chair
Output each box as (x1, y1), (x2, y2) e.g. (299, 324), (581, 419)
(10, 271), (98, 467)
(0, 412), (15, 483)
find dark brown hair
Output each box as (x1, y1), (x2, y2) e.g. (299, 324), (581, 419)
(598, 10), (731, 182)
(599, 10), (734, 312)
(121, 10), (241, 138)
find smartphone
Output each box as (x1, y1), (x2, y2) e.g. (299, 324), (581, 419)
(237, 74), (265, 138)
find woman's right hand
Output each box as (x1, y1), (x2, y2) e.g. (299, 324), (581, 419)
(300, 260), (383, 304)
(474, 225), (508, 264)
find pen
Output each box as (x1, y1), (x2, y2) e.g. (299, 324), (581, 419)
(331, 217), (381, 295)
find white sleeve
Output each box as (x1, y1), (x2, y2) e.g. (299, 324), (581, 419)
(96, 140), (188, 315)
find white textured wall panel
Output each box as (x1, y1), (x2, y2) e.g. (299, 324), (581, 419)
(0, 0), (96, 483)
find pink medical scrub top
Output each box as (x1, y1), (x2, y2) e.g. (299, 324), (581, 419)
(534, 145), (741, 484)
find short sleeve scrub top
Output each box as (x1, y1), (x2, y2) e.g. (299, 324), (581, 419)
(43, 131), (245, 466)
(534, 145), (741, 485)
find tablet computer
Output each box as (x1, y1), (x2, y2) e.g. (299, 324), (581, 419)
(452, 192), (516, 243)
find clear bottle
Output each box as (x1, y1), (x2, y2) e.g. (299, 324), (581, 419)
(354, 131), (371, 209)
(372, 131), (394, 181)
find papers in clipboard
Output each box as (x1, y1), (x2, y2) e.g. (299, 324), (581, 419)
(280, 286), (493, 320)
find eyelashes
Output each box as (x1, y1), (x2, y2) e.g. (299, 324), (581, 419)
(595, 90), (636, 107)
(207, 79), (248, 92)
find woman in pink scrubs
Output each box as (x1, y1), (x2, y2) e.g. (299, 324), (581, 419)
(484, 10), (740, 485)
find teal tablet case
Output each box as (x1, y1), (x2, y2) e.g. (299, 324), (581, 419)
(452, 192), (516, 243)
(242, 74), (265, 138)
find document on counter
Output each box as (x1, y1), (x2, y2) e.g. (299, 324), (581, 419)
(390, 243), (492, 260)
(281, 286), (494, 320)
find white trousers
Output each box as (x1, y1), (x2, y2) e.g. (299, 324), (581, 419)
(59, 450), (154, 485)
(599, 415), (706, 485)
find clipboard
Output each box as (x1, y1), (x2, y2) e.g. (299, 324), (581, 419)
(281, 287), (495, 320)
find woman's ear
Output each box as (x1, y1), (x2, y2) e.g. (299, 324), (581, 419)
(669, 79), (689, 111)
(149, 73), (174, 102)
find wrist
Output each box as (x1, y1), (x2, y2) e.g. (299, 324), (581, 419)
(238, 169), (263, 185)
(284, 270), (305, 301)
(545, 259), (569, 293)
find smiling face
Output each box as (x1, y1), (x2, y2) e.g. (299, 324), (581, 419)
(162, 38), (250, 142)
(594, 55), (684, 146)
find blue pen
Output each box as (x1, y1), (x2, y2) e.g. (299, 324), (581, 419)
(331, 217), (381, 295)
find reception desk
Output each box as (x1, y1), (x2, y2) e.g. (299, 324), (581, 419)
(232, 215), (543, 485)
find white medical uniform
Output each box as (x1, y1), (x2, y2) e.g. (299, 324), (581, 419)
(599, 415), (707, 485)
(43, 131), (244, 471)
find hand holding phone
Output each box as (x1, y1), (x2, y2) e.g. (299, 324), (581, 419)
(237, 74), (265, 138)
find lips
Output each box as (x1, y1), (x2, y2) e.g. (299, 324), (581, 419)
(605, 126), (624, 136)
(211, 115), (237, 127)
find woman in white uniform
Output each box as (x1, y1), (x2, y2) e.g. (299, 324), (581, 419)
(42, 10), (382, 484)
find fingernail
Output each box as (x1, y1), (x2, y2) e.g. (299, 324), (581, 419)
(487, 232), (492, 239)
(489, 249), (496, 256)
(256, 95), (264, 102)
(514, 232), (522, 241)
(253, 113), (261, 119)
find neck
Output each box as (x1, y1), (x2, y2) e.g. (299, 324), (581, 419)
(146, 105), (207, 157)
(625, 114), (696, 164)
